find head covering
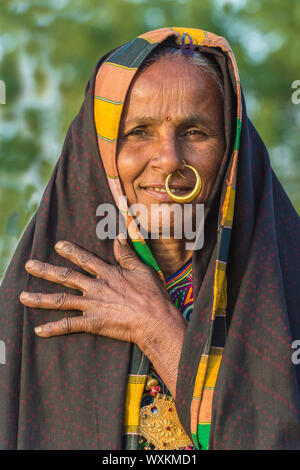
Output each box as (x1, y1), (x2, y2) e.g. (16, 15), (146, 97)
(0, 27), (300, 450)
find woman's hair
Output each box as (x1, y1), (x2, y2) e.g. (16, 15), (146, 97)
(139, 45), (224, 98)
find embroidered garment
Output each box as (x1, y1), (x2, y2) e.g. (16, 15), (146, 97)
(138, 259), (196, 450)
(166, 259), (194, 323)
(137, 258), (225, 450)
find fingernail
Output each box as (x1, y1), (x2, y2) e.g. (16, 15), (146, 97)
(26, 260), (36, 268)
(118, 234), (127, 245)
(55, 241), (65, 250)
(35, 326), (43, 334)
(20, 291), (30, 300)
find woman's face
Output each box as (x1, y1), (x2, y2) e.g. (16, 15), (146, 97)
(117, 56), (225, 234)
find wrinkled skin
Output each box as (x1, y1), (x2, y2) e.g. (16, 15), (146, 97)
(19, 57), (225, 397)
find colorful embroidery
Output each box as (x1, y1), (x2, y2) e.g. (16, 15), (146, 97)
(139, 259), (196, 450)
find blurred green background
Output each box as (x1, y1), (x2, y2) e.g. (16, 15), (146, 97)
(0, 0), (299, 279)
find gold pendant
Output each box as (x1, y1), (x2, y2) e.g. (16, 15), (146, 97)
(139, 394), (192, 450)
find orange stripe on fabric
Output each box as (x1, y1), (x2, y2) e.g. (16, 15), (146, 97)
(198, 388), (214, 424)
(228, 50), (241, 119)
(190, 355), (209, 434)
(94, 63), (136, 104)
(138, 27), (176, 44)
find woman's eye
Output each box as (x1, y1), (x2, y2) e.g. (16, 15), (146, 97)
(128, 129), (146, 136)
(185, 129), (206, 136)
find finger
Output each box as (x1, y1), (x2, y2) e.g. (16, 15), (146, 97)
(34, 316), (87, 337)
(19, 291), (92, 311)
(55, 240), (110, 277)
(24, 259), (92, 293)
(113, 234), (146, 271)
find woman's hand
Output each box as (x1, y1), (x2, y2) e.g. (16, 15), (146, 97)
(19, 236), (187, 396)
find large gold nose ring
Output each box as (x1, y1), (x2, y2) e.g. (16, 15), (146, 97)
(165, 164), (202, 203)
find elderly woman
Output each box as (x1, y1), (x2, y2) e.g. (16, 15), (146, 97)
(0, 27), (300, 450)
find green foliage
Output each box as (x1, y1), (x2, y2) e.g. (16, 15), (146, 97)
(0, 0), (299, 278)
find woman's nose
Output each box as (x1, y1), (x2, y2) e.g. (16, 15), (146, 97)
(150, 136), (183, 174)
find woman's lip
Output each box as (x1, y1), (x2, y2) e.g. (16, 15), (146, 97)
(141, 184), (193, 189)
(141, 187), (193, 202)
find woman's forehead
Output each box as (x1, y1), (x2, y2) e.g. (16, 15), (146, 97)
(130, 57), (209, 95)
(121, 58), (223, 126)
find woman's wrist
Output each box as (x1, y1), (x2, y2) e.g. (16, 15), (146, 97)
(140, 305), (187, 397)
